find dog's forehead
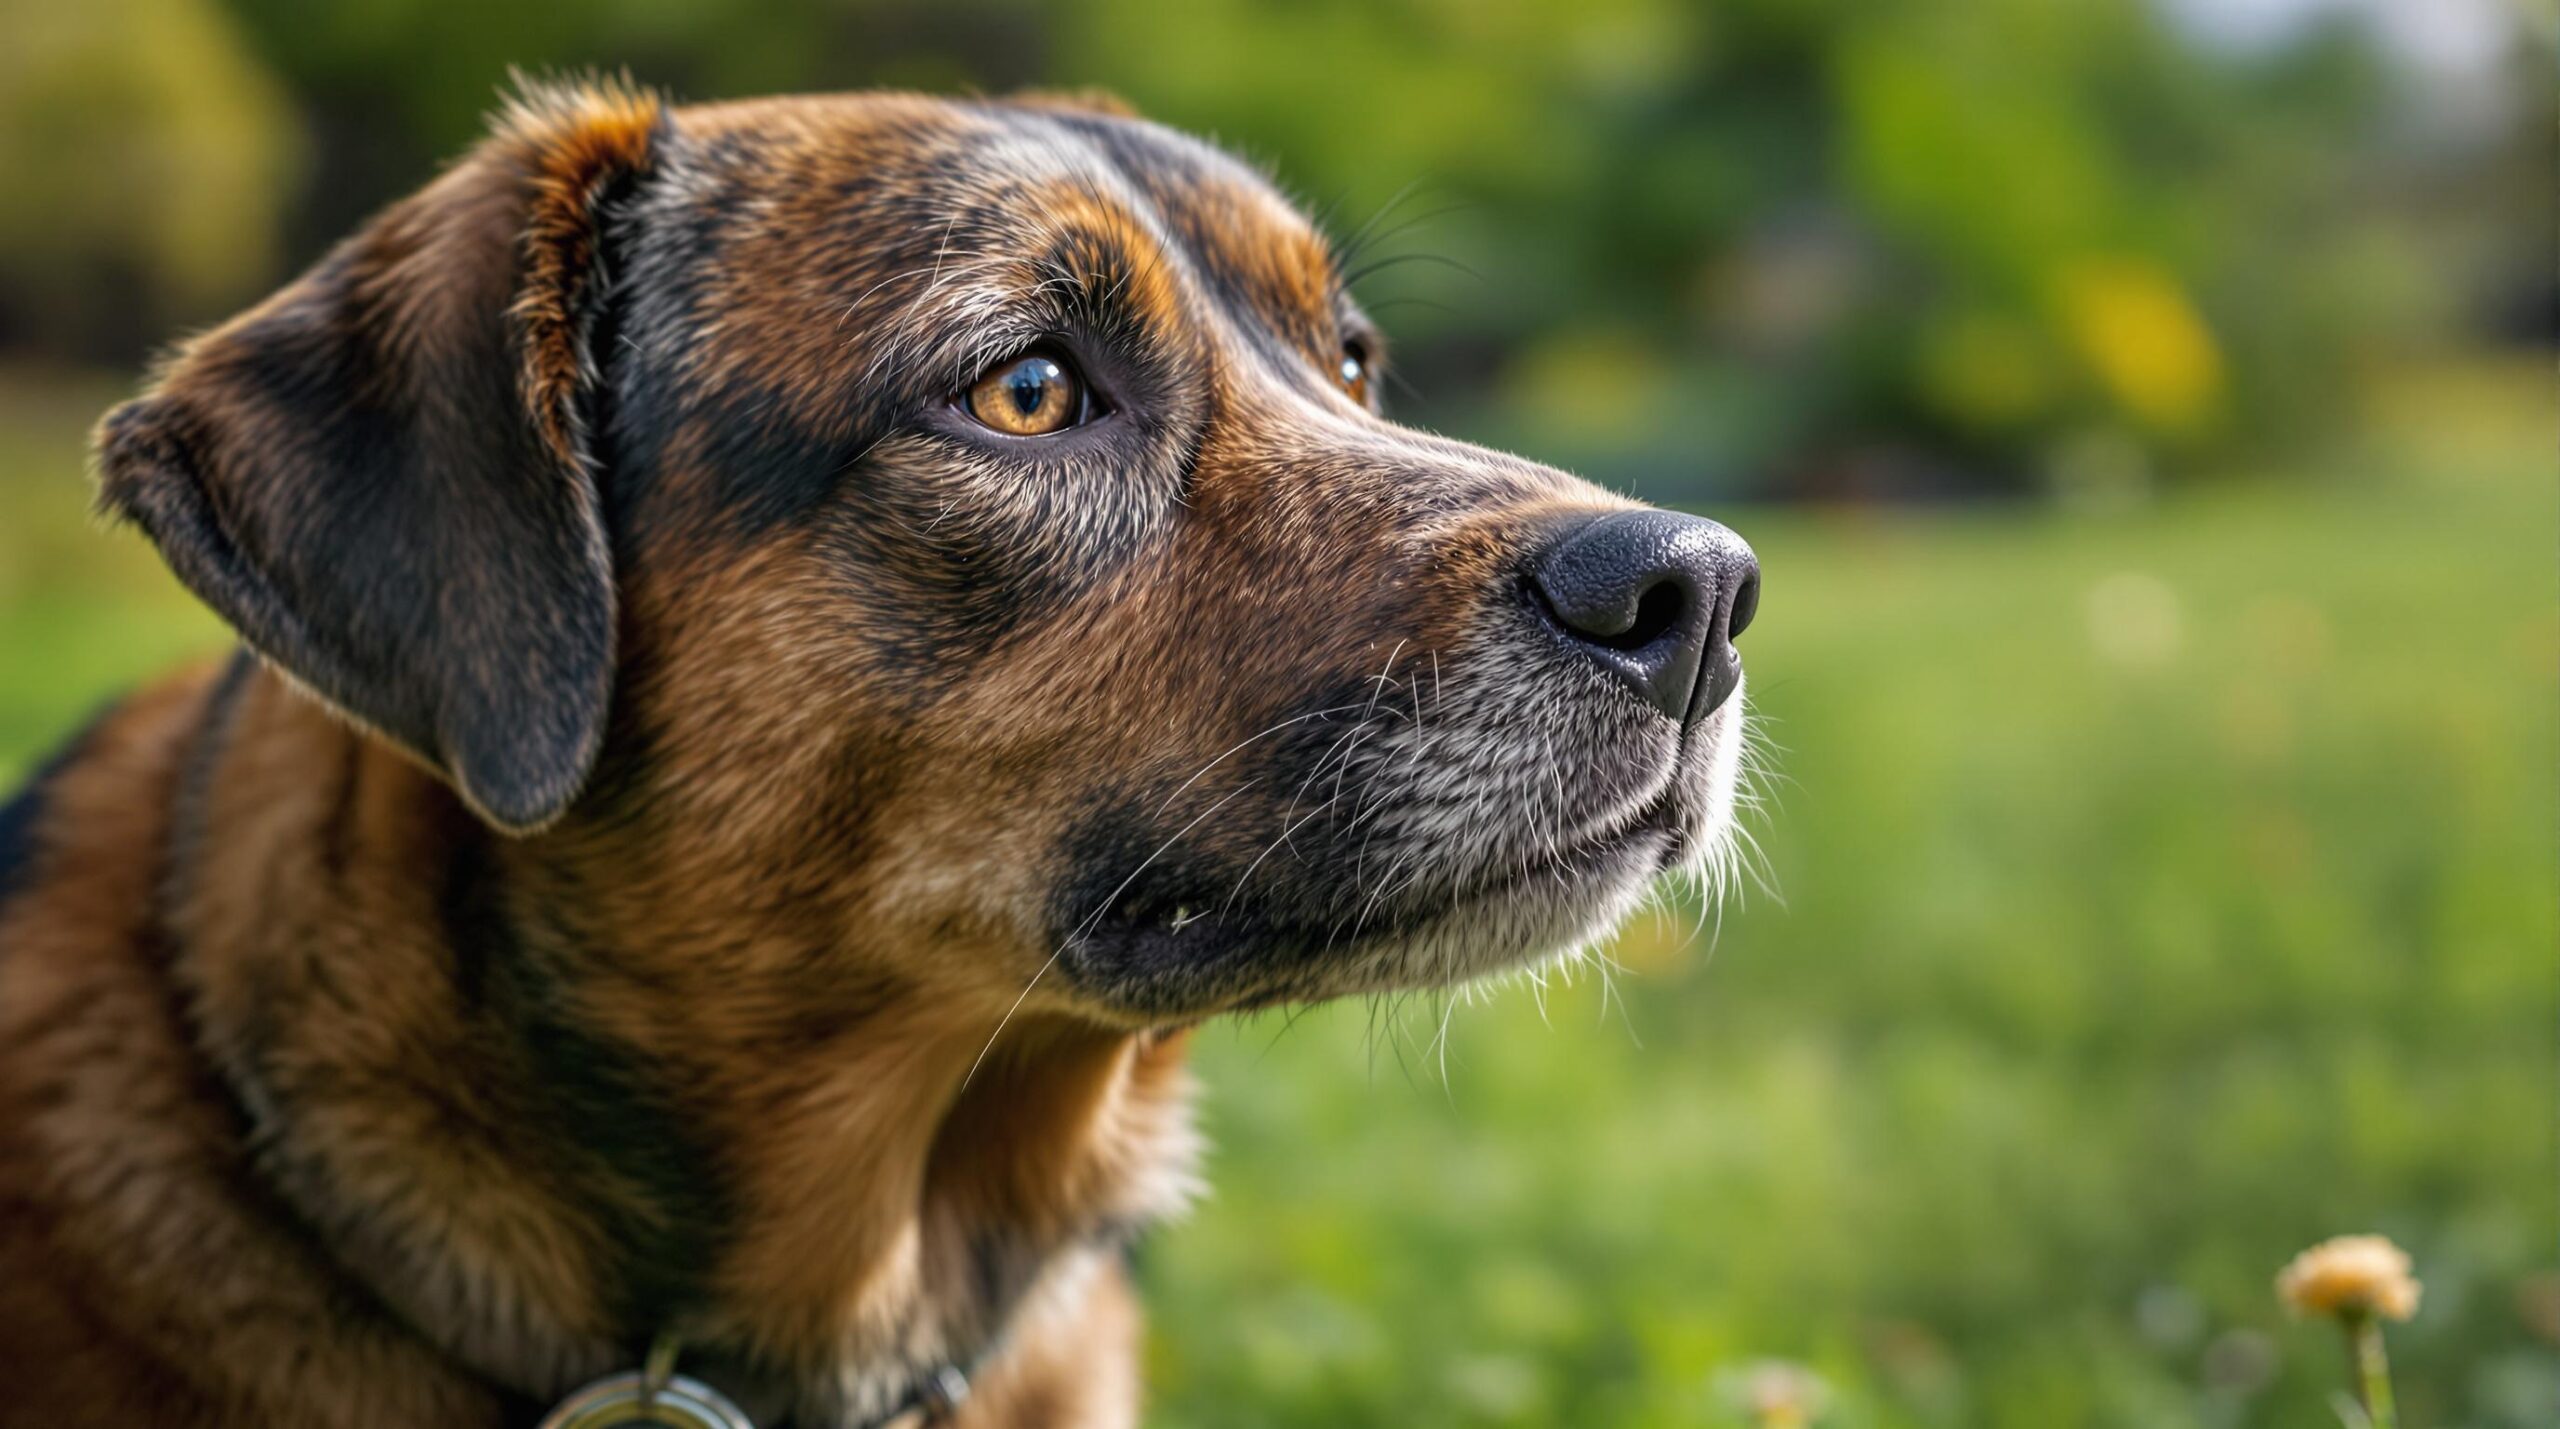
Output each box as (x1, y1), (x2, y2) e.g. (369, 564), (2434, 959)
(665, 94), (1340, 346)
(1005, 103), (1341, 307)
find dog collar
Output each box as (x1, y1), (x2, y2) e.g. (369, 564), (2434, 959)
(533, 1334), (970, 1429)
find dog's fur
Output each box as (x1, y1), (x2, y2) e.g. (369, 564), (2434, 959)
(0, 83), (1752, 1426)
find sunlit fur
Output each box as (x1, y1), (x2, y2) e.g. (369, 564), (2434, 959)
(1, 81), (1761, 1428)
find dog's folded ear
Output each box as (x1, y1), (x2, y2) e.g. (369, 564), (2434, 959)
(94, 79), (664, 833)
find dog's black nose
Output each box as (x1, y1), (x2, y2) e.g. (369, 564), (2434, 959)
(1530, 509), (1760, 724)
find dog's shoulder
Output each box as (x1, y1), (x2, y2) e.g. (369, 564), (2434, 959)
(0, 657), (290, 1425)
(0, 658), (233, 930)
(0, 706), (104, 917)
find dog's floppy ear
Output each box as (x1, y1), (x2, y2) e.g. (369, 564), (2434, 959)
(95, 80), (663, 833)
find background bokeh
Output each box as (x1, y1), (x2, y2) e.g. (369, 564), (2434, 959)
(0, 2), (2550, 1426)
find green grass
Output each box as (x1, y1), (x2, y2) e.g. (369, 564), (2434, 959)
(1, 363), (2549, 1428)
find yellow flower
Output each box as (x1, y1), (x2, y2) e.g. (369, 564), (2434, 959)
(2277, 1235), (2422, 1323)
(1723, 1360), (1830, 1428)
(2051, 256), (2225, 435)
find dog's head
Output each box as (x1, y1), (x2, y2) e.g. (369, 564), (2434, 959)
(96, 83), (1758, 1023)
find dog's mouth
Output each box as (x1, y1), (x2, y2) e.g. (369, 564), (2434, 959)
(1055, 734), (1722, 1017)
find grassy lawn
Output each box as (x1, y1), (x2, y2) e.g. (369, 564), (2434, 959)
(1, 363), (2549, 1427)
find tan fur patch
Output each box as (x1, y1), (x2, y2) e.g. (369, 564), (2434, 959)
(502, 78), (665, 470)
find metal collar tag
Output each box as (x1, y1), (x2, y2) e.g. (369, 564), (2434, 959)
(536, 1337), (759, 1429)
(534, 1369), (759, 1429)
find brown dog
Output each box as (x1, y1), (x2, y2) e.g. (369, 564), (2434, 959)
(0, 82), (1759, 1427)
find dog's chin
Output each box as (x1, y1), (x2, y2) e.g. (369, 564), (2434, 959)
(1068, 705), (1746, 1020)
(1300, 802), (1686, 1003)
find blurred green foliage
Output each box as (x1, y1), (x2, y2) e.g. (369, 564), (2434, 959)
(0, 0), (297, 358)
(0, 0), (2541, 497)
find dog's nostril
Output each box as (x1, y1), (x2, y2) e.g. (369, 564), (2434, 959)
(1587, 579), (1687, 653)
(1728, 571), (1759, 641)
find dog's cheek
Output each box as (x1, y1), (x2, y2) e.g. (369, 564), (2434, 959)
(593, 531), (888, 850)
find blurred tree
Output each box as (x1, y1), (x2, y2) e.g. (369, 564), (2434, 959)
(1051, 0), (2474, 497)
(0, 0), (2530, 498)
(0, 0), (298, 362)
(215, 0), (1059, 257)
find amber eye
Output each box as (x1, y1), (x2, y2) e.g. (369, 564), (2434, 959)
(1336, 340), (1372, 406)
(964, 351), (1088, 437)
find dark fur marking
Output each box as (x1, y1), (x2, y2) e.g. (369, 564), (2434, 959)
(440, 834), (731, 1336)
(1048, 792), (1286, 1013)
(0, 700), (122, 918)
(163, 650), (258, 903)
(138, 657), (443, 1390)
(609, 375), (882, 553)
(1048, 668), (1444, 1012)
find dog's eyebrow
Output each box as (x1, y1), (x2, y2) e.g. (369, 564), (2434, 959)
(1166, 176), (1349, 345)
(884, 210), (1188, 395)
(942, 264), (1147, 381)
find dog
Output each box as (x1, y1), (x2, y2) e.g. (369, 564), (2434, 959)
(0, 81), (1759, 1427)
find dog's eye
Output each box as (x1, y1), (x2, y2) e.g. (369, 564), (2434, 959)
(1336, 340), (1372, 406)
(964, 351), (1090, 437)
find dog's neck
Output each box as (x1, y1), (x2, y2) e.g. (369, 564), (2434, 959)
(165, 662), (1196, 1422)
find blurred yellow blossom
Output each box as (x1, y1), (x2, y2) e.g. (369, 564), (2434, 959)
(2278, 1235), (2422, 1323)
(1717, 1360), (1831, 1428)
(2054, 256), (2225, 434)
